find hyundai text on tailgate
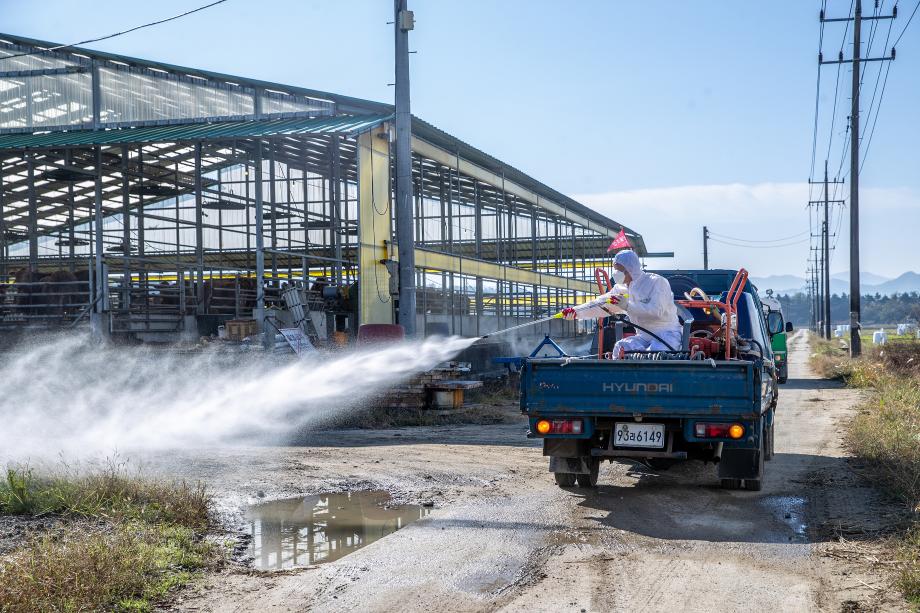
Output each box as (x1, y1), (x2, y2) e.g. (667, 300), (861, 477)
(519, 269), (779, 491)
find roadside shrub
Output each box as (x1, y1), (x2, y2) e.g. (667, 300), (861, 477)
(0, 463), (215, 612)
(0, 463), (210, 530)
(0, 522), (211, 612)
(813, 334), (920, 603)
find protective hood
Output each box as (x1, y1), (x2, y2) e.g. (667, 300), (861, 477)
(613, 249), (642, 280)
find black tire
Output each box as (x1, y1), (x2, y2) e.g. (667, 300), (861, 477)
(554, 472), (576, 487)
(764, 423), (775, 461)
(720, 478), (742, 490)
(744, 436), (767, 491)
(576, 458), (599, 488)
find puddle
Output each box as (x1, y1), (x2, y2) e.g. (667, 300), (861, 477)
(760, 495), (808, 542)
(245, 490), (431, 570)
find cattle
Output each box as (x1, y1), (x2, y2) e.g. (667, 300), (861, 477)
(203, 276), (258, 316)
(7, 268), (88, 321)
(39, 269), (79, 320)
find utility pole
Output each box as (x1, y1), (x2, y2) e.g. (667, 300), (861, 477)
(849, 0), (862, 355)
(702, 226), (709, 270)
(809, 163), (843, 339)
(820, 0), (896, 355)
(817, 249), (823, 336)
(394, 0), (417, 336)
(808, 265), (816, 332)
(822, 161), (831, 339)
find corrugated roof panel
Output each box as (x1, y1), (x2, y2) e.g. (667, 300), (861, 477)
(0, 115), (392, 151)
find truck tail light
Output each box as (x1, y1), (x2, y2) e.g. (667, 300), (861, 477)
(694, 422), (745, 439)
(535, 419), (583, 435)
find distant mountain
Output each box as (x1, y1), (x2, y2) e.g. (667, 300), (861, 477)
(749, 275), (805, 293)
(752, 271), (920, 296)
(831, 271), (891, 285)
(871, 272), (920, 295)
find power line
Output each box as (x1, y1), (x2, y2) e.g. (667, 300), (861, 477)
(809, 0), (829, 191)
(0, 0), (229, 61)
(709, 236), (811, 249)
(857, 7), (895, 171)
(825, 0), (856, 164)
(893, 0), (920, 47)
(708, 229), (809, 243)
(860, 56), (893, 172)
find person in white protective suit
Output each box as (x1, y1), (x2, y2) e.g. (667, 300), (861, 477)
(562, 250), (682, 358)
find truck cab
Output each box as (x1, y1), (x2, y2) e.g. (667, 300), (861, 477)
(760, 289), (793, 383)
(519, 268), (778, 491)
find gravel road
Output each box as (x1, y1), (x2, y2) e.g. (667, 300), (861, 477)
(165, 331), (905, 612)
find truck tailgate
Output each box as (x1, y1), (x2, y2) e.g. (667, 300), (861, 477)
(522, 358), (759, 418)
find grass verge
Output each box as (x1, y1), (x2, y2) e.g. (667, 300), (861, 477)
(810, 334), (920, 604)
(0, 462), (216, 612)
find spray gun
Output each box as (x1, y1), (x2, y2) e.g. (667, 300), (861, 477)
(479, 284), (629, 340)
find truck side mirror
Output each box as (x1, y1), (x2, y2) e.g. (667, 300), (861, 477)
(785, 321), (794, 333)
(766, 311), (784, 335)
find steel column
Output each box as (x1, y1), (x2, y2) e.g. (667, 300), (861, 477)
(93, 147), (105, 314)
(194, 142), (205, 309)
(254, 141), (266, 327)
(27, 154), (38, 270)
(269, 143), (278, 286)
(121, 145), (131, 310)
(357, 126), (394, 326)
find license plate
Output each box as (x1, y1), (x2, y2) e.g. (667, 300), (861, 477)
(613, 422), (665, 448)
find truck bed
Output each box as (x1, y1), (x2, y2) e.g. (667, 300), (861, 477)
(521, 358), (761, 420)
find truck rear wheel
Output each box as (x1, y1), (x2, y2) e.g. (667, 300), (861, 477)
(720, 478), (742, 490)
(744, 437), (767, 491)
(576, 458), (599, 488)
(554, 472), (577, 487)
(764, 423), (775, 461)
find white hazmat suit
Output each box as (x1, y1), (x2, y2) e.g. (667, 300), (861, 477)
(561, 251), (682, 358)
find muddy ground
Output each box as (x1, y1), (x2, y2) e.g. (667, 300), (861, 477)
(147, 331), (905, 612)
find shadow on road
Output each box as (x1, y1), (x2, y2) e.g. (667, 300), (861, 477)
(284, 423), (538, 449)
(568, 452), (867, 545)
(781, 377), (845, 391)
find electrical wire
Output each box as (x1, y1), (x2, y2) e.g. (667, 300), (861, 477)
(825, 0), (855, 165)
(859, 57), (893, 173)
(856, 0), (920, 173)
(0, 0), (230, 61)
(809, 0), (829, 193)
(709, 237), (811, 249)
(894, 0), (920, 47)
(857, 6), (895, 172)
(708, 229), (809, 243)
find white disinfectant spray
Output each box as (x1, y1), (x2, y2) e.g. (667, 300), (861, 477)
(0, 334), (479, 462)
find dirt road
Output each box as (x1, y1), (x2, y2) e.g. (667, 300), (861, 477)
(169, 331), (904, 612)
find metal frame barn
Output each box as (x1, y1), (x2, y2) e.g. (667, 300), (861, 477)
(0, 33), (648, 343)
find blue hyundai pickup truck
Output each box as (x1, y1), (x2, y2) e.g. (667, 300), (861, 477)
(519, 269), (778, 491)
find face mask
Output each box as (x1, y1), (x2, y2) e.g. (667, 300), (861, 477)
(612, 270), (626, 285)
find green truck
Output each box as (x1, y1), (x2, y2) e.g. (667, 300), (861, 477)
(761, 290), (792, 384)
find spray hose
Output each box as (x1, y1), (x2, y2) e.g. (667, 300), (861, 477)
(613, 318), (679, 352)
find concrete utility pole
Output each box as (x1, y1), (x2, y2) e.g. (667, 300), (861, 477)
(849, 0), (862, 356)
(822, 161), (831, 339)
(394, 0), (417, 336)
(819, 0), (896, 355)
(702, 226), (709, 270)
(808, 164), (843, 338)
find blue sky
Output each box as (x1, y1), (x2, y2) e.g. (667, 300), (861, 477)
(3, 0), (918, 280)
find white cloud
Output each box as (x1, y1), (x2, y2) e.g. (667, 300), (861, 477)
(572, 182), (920, 279)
